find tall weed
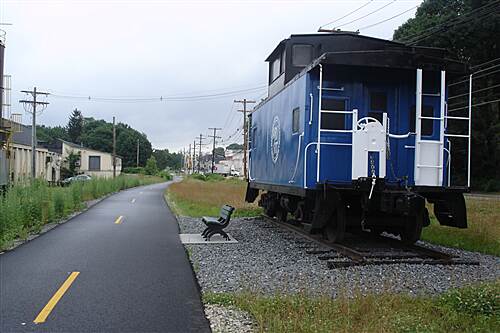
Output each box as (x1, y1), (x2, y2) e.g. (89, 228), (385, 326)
(0, 175), (163, 250)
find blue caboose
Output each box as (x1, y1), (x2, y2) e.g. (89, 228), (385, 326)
(245, 32), (471, 243)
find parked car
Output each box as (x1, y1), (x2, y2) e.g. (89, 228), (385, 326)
(61, 174), (92, 185)
(230, 169), (240, 177)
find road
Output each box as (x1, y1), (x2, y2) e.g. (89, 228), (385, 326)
(0, 182), (210, 332)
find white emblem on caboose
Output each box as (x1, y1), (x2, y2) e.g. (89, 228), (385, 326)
(271, 116), (281, 164)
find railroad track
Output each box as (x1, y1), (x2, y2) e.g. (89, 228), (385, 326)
(258, 215), (479, 268)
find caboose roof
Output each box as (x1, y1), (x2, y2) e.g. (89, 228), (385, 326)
(265, 32), (409, 62)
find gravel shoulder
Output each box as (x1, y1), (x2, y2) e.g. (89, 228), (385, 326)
(178, 216), (500, 297)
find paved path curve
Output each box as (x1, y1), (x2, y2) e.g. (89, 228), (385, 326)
(0, 181), (210, 332)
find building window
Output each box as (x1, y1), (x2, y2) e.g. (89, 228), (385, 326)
(88, 156), (101, 171)
(368, 91), (387, 123)
(292, 107), (300, 133)
(292, 44), (313, 67)
(321, 99), (346, 130)
(410, 105), (434, 136)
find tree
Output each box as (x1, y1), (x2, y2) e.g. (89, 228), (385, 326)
(144, 156), (158, 175)
(61, 150), (81, 179)
(37, 125), (69, 144)
(37, 115), (155, 169)
(214, 147), (225, 162)
(226, 143), (243, 150)
(393, 0), (500, 190)
(152, 148), (183, 170)
(67, 109), (84, 144)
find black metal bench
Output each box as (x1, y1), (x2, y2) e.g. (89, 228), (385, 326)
(201, 204), (235, 241)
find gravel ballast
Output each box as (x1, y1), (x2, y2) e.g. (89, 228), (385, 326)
(179, 216), (500, 297)
(204, 304), (255, 333)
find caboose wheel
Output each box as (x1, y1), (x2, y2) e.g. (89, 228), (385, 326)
(262, 193), (278, 218)
(264, 204), (277, 218)
(323, 202), (346, 243)
(276, 207), (288, 223)
(400, 209), (425, 244)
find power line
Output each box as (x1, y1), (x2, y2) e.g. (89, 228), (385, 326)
(49, 85), (267, 103)
(402, 1), (500, 45)
(448, 83), (500, 101)
(335, 0), (397, 30)
(318, 0), (374, 30)
(448, 68), (500, 87)
(398, 0), (500, 43)
(358, 4), (419, 31)
(448, 98), (500, 113)
(471, 57), (500, 70)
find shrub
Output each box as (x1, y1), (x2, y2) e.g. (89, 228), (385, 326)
(53, 190), (66, 218)
(144, 156), (158, 175)
(123, 167), (145, 174)
(190, 173), (207, 181)
(439, 281), (500, 316)
(484, 179), (500, 192)
(205, 174), (225, 182)
(158, 170), (172, 180)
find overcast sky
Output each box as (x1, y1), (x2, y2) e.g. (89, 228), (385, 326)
(1, 0), (422, 152)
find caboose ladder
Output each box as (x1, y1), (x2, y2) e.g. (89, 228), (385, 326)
(414, 69), (446, 186)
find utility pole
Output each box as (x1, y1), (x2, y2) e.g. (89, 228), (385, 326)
(208, 127), (222, 173)
(187, 144), (191, 174)
(136, 139), (140, 167)
(19, 87), (49, 179)
(181, 148), (185, 171)
(112, 116), (116, 178)
(193, 140), (196, 174)
(234, 99), (255, 180)
(196, 134), (207, 173)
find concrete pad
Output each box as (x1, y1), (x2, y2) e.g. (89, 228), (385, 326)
(179, 233), (238, 244)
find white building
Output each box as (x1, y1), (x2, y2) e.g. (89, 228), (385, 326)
(221, 149), (245, 175)
(48, 140), (122, 179)
(5, 119), (62, 182)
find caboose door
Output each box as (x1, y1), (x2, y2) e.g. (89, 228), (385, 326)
(363, 85), (398, 180)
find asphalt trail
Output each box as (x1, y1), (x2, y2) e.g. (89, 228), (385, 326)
(0, 181), (210, 332)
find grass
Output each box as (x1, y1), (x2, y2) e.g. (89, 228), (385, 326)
(204, 281), (500, 333)
(166, 176), (262, 218)
(0, 174), (164, 250)
(423, 198), (500, 256)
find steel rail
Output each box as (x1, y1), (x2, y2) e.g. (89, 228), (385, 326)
(259, 215), (479, 268)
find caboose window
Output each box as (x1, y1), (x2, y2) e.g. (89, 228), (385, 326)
(270, 50), (285, 82)
(368, 92), (387, 123)
(410, 105), (434, 136)
(292, 107), (300, 133)
(321, 99), (346, 130)
(292, 44), (313, 67)
(271, 58), (281, 82)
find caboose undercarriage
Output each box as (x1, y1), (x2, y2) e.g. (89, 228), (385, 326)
(246, 182), (467, 244)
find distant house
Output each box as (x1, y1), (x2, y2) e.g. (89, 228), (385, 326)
(47, 139), (122, 178)
(221, 149), (245, 175)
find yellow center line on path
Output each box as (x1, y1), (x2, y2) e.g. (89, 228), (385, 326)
(131, 198), (136, 204)
(114, 216), (124, 224)
(33, 272), (80, 324)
